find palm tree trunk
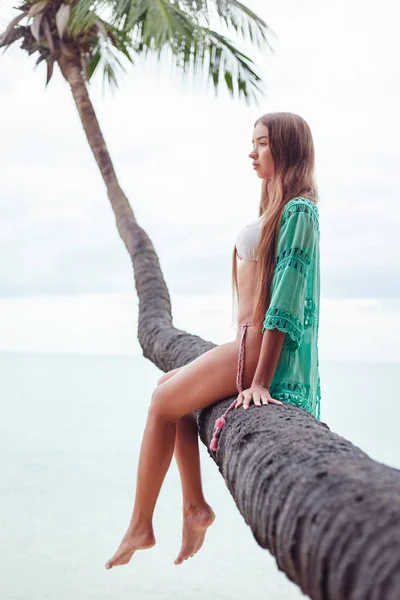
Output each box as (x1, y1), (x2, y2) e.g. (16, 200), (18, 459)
(198, 400), (400, 599)
(58, 49), (196, 369)
(58, 51), (400, 600)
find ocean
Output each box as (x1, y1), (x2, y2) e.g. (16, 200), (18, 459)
(1, 352), (399, 600)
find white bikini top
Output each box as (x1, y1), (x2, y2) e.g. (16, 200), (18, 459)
(235, 215), (264, 261)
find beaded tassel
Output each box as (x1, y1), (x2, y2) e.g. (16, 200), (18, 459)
(209, 403), (235, 451)
(209, 323), (250, 452)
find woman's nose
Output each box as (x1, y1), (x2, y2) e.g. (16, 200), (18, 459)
(249, 148), (257, 159)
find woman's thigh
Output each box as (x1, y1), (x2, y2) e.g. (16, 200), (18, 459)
(151, 326), (263, 421)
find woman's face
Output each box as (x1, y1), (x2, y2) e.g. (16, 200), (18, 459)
(249, 122), (274, 180)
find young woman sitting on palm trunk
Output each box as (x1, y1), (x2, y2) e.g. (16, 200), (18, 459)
(105, 111), (321, 569)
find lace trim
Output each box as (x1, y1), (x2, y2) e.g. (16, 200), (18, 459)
(304, 298), (318, 329)
(270, 380), (320, 419)
(276, 246), (312, 268)
(263, 306), (303, 349)
(275, 246), (312, 279)
(282, 198), (320, 234)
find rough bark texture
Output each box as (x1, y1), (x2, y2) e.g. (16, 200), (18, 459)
(60, 57), (400, 598)
(198, 401), (400, 599)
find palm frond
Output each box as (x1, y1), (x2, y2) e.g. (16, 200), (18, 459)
(0, 2), (134, 89)
(211, 0), (275, 50)
(87, 20), (133, 88)
(62, 4), (134, 87)
(1, 0), (272, 101)
(74, 0), (273, 49)
(125, 1), (263, 101)
(82, 0), (270, 100)
(200, 26), (263, 102)
(68, 2), (98, 36)
(0, 11), (27, 47)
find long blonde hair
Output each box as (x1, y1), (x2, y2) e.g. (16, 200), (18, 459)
(231, 112), (319, 332)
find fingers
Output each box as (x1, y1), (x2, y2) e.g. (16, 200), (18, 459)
(253, 393), (261, 407)
(268, 397), (283, 406)
(235, 391), (284, 409)
(235, 392), (253, 410)
(235, 393), (244, 408)
(261, 396), (283, 406)
(243, 393), (252, 410)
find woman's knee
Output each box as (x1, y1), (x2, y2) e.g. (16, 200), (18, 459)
(157, 372), (171, 386)
(156, 367), (182, 387)
(149, 386), (179, 423)
(157, 373), (167, 387)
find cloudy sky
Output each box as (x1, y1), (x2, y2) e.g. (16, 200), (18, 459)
(0, 0), (399, 361)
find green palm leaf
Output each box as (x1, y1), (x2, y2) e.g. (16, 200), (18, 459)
(1, 0), (273, 100)
(72, 0), (274, 101)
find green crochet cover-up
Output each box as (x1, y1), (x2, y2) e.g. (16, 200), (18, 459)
(262, 197), (321, 420)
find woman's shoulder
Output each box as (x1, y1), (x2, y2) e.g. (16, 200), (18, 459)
(281, 196), (320, 230)
(283, 196), (319, 215)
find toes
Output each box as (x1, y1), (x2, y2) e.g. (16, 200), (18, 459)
(105, 554), (119, 569)
(174, 549), (193, 564)
(194, 540), (204, 554)
(174, 554), (184, 565)
(105, 548), (132, 569)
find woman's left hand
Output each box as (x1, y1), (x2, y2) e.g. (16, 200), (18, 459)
(235, 384), (283, 410)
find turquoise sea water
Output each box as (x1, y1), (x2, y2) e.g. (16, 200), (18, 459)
(0, 352), (399, 600)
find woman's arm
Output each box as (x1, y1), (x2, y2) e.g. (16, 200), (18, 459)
(235, 329), (286, 410)
(252, 329), (286, 388)
(235, 328), (285, 409)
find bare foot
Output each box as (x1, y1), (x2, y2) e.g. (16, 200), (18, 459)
(105, 523), (155, 569)
(174, 504), (215, 565)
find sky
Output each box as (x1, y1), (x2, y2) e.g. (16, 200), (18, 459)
(0, 0), (399, 362)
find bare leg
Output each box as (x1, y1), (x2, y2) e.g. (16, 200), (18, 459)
(174, 413), (215, 564)
(105, 330), (264, 569)
(156, 370), (215, 564)
(104, 404), (175, 569)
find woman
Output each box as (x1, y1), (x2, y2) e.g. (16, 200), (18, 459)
(105, 112), (321, 569)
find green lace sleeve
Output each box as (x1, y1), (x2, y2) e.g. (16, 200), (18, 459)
(262, 200), (319, 349)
